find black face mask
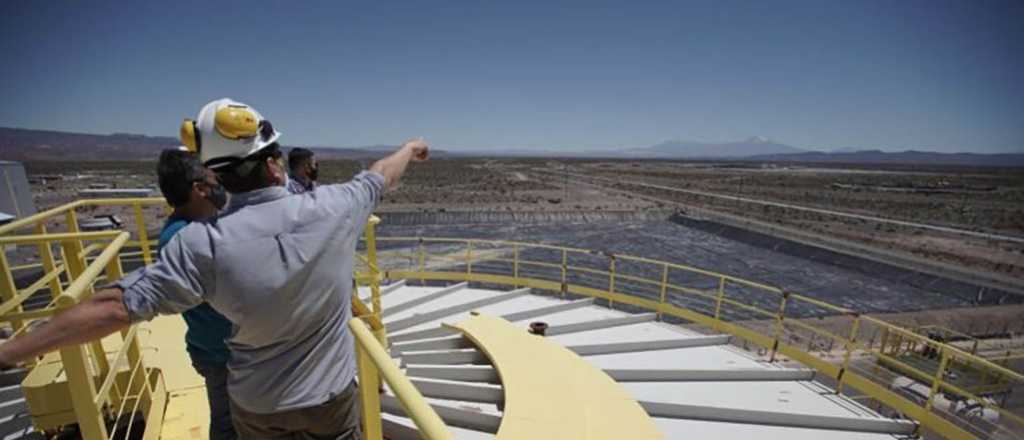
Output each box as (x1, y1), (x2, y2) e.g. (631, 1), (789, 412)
(308, 166), (319, 182)
(206, 182), (228, 210)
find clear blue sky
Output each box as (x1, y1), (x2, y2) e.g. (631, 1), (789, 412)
(1, 0), (1022, 153)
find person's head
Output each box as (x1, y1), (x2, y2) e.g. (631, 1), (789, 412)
(288, 148), (318, 182)
(214, 142), (289, 193)
(179, 98), (286, 194)
(157, 149), (225, 219)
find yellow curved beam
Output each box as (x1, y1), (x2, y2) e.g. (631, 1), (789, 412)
(449, 314), (663, 440)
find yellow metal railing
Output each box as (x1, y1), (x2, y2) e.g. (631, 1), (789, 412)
(365, 236), (1024, 440)
(351, 217), (455, 440)
(0, 198), (450, 440)
(349, 318), (454, 440)
(0, 197), (168, 273)
(0, 198), (175, 440)
(4, 197), (1022, 440)
(0, 231), (166, 440)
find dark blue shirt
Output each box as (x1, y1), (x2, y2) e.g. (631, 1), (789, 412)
(158, 216), (232, 365)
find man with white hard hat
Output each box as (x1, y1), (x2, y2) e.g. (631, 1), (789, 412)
(0, 98), (429, 440)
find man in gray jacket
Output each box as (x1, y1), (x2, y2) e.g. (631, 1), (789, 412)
(0, 98), (429, 440)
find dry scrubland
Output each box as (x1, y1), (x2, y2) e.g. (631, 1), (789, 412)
(22, 158), (1024, 280)
(550, 160), (1023, 278)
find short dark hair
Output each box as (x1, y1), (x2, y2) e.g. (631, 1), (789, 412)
(157, 149), (206, 207)
(288, 148), (315, 172)
(216, 143), (283, 193)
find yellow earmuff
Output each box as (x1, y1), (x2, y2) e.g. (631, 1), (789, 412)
(214, 105), (259, 140)
(180, 119), (199, 153)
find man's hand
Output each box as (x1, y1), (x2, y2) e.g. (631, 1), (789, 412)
(371, 138), (430, 188)
(403, 138), (430, 162)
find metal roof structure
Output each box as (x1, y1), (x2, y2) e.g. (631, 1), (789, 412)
(355, 283), (915, 440)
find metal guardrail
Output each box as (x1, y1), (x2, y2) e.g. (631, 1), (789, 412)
(0, 199), (174, 440)
(3, 198), (1022, 439)
(351, 217), (456, 440)
(367, 236), (1024, 440)
(0, 197), (168, 270)
(350, 318), (454, 440)
(0, 198), (451, 440)
(0, 231), (166, 440)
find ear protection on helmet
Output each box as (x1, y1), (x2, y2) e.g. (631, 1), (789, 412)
(180, 105), (261, 155)
(180, 119), (201, 154)
(214, 105), (259, 139)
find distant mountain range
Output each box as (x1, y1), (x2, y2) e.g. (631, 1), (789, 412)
(746, 149), (1024, 167)
(619, 137), (1024, 165)
(630, 136), (806, 158)
(1, 127), (1020, 166)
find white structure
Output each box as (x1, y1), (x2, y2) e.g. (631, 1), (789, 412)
(0, 161), (36, 219)
(356, 281), (917, 440)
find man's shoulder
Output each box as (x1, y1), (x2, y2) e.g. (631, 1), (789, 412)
(161, 218), (190, 234)
(318, 171), (385, 195)
(286, 178), (307, 194)
(159, 218), (217, 254)
(158, 218), (190, 250)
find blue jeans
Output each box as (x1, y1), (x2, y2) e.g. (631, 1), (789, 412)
(192, 361), (237, 440)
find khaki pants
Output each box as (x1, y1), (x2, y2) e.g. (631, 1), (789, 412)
(230, 382), (362, 440)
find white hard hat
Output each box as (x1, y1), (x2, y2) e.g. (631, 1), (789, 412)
(179, 98), (282, 170)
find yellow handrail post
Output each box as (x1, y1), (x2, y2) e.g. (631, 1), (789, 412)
(365, 216), (382, 316)
(60, 344), (108, 440)
(559, 249), (567, 298)
(892, 331), (904, 356)
(713, 276), (726, 331)
(61, 237), (113, 391)
(133, 202), (154, 265)
(349, 319), (453, 440)
(657, 263), (668, 320)
(878, 326), (890, 355)
(768, 292), (788, 363)
(837, 314), (861, 394)
(106, 253), (150, 398)
(64, 209), (85, 281)
(35, 223), (64, 297)
(105, 243), (125, 283)
(607, 255), (616, 309)
(0, 250), (25, 333)
(512, 244), (520, 289)
(925, 347), (950, 411)
(417, 239), (426, 285)
(57, 294), (109, 440)
(364, 216), (387, 347)
(355, 335), (383, 440)
(60, 241), (88, 287)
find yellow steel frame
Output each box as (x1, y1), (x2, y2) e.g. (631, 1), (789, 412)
(0, 199), (169, 440)
(0, 231), (166, 440)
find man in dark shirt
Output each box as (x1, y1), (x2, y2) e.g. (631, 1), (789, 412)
(286, 147), (317, 194)
(155, 149), (236, 440)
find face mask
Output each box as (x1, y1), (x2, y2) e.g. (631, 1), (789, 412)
(206, 182), (228, 210)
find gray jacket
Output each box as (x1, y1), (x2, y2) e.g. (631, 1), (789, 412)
(120, 171), (384, 414)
